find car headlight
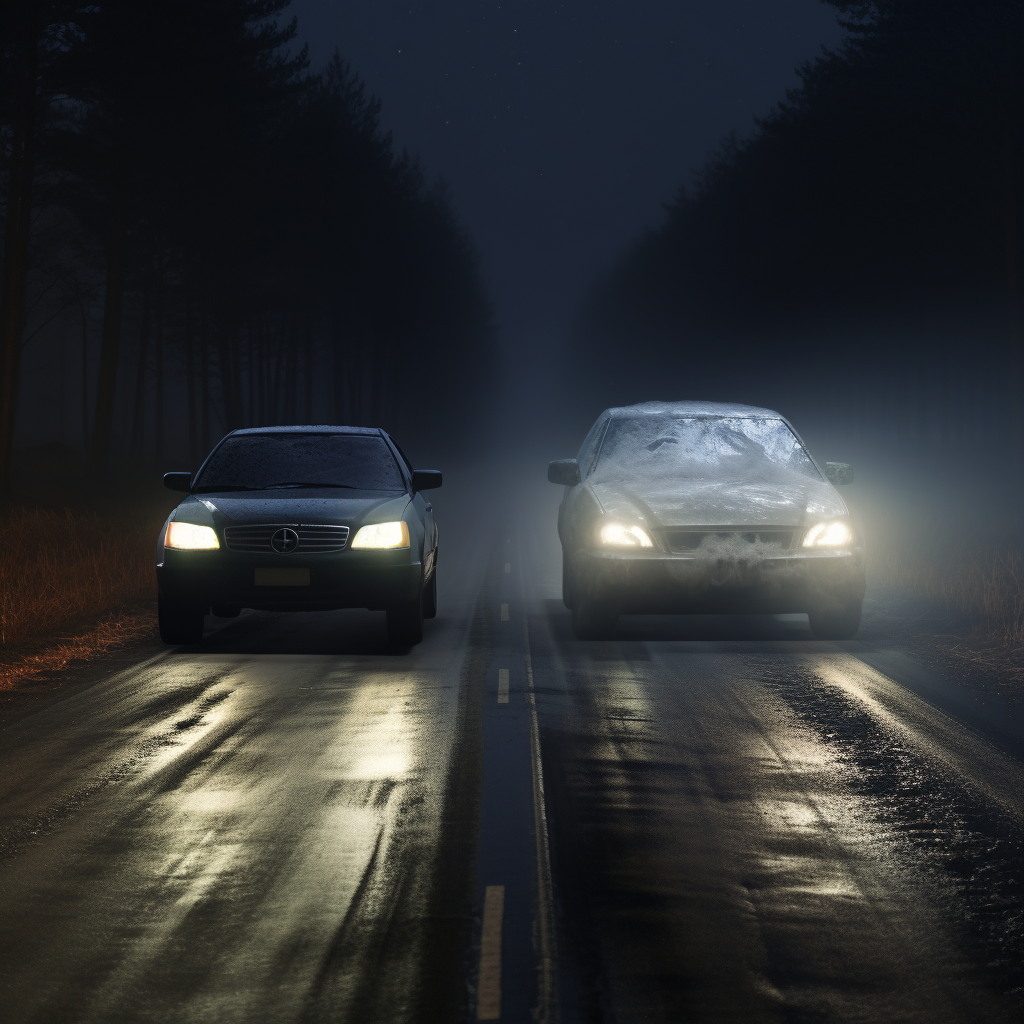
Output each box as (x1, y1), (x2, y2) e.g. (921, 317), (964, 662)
(351, 521), (410, 549)
(802, 521), (853, 548)
(165, 522), (220, 550)
(599, 522), (654, 549)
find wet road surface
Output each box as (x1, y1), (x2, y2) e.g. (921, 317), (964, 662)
(2, 482), (1022, 1022)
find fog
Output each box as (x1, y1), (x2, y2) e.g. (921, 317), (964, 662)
(3, 2), (1022, 634)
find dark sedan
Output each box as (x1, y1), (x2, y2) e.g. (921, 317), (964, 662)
(157, 426), (441, 646)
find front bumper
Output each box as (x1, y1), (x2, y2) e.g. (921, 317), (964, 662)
(573, 549), (865, 614)
(157, 548), (422, 612)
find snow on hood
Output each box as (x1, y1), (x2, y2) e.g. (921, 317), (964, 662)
(587, 412), (847, 527)
(591, 474), (845, 528)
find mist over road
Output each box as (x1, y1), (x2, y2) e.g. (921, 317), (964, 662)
(1, 476), (1021, 1023)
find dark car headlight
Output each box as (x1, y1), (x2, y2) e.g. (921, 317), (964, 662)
(165, 522), (220, 550)
(350, 521), (411, 549)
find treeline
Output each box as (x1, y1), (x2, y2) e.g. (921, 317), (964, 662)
(575, 0), (1023, 463)
(0, 1), (493, 492)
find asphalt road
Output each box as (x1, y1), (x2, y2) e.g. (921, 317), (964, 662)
(2, 480), (1023, 1023)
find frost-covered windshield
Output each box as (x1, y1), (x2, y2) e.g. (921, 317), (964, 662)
(194, 434), (406, 492)
(594, 416), (821, 481)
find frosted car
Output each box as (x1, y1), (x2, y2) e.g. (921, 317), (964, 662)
(548, 401), (863, 640)
(157, 426), (441, 647)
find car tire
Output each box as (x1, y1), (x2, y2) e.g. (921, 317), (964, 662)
(808, 599), (863, 640)
(422, 569), (437, 619)
(562, 550), (576, 610)
(158, 595), (205, 645)
(388, 587), (425, 646)
(571, 598), (616, 640)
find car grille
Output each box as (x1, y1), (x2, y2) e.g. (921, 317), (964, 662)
(665, 529), (794, 553)
(223, 524), (351, 553)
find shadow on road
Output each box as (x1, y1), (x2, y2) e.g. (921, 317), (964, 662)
(541, 598), (820, 643)
(168, 608), (416, 656)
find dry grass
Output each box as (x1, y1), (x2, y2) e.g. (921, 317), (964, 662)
(0, 507), (159, 686)
(872, 528), (1024, 647)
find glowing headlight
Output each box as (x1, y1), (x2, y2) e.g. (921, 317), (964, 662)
(802, 521), (853, 548)
(599, 522), (654, 549)
(351, 521), (410, 549)
(165, 522), (220, 550)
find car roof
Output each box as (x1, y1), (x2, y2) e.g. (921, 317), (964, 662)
(226, 425), (386, 436)
(606, 400), (782, 420)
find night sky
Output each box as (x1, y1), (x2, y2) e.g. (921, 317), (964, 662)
(291, 1), (843, 341)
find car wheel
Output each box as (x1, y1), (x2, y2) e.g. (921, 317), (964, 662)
(571, 598), (616, 640)
(562, 550), (576, 610)
(388, 587), (424, 646)
(422, 569), (437, 619)
(158, 595), (205, 645)
(808, 599), (862, 640)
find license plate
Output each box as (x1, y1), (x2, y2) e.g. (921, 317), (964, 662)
(255, 568), (310, 586)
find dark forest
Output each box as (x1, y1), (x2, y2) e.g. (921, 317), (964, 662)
(0, 1), (493, 495)
(574, 0), (1024, 473)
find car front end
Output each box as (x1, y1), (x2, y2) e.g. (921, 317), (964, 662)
(157, 493), (425, 615)
(570, 516), (865, 616)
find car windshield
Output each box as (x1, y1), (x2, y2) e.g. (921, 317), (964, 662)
(594, 416), (821, 482)
(193, 434), (406, 492)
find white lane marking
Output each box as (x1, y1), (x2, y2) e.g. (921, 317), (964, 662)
(504, 563), (511, 573)
(500, 604), (509, 621)
(498, 669), (510, 704)
(477, 884), (505, 1020)
(519, 548), (558, 1022)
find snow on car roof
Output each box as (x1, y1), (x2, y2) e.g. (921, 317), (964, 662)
(228, 425), (385, 436)
(607, 400), (781, 420)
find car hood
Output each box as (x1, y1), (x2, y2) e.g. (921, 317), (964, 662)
(181, 489), (410, 525)
(589, 473), (846, 528)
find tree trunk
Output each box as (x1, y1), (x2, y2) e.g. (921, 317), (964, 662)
(154, 278), (164, 462)
(285, 316), (298, 423)
(303, 319), (314, 422)
(230, 329), (243, 428)
(332, 310), (346, 422)
(129, 277), (151, 462)
(80, 307), (90, 453)
(215, 326), (232, 429)
(0, 1), (40, 496)
(186, 307), (198, 468)
(200, 313), (210, 452)
(348, 343), (363, 425)
(90, 192), (128, 474)
(368, 336), (384, 427)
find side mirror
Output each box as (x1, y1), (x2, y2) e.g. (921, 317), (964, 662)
(412, 469), (442, 491)
(164, 471), (192, 492)
(825, 462), (854, 485)
(548, 459), (581, 486)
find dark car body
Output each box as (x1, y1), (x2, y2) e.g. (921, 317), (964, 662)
(157, 426), (440, 645)
(550, 401), (865, 639)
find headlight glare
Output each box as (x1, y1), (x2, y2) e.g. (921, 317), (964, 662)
(599, 522), (654, 549)
(351, 521), (410, 549)
(802, 521), (853, 548)
(165, 522), (220, 550)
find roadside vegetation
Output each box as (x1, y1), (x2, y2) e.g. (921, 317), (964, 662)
(0, 477), (170, 686)
(874, 539), (1024, 648)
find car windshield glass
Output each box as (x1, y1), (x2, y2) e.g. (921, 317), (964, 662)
(594, 416), (821, 482)
(194, 434), (406, 492)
